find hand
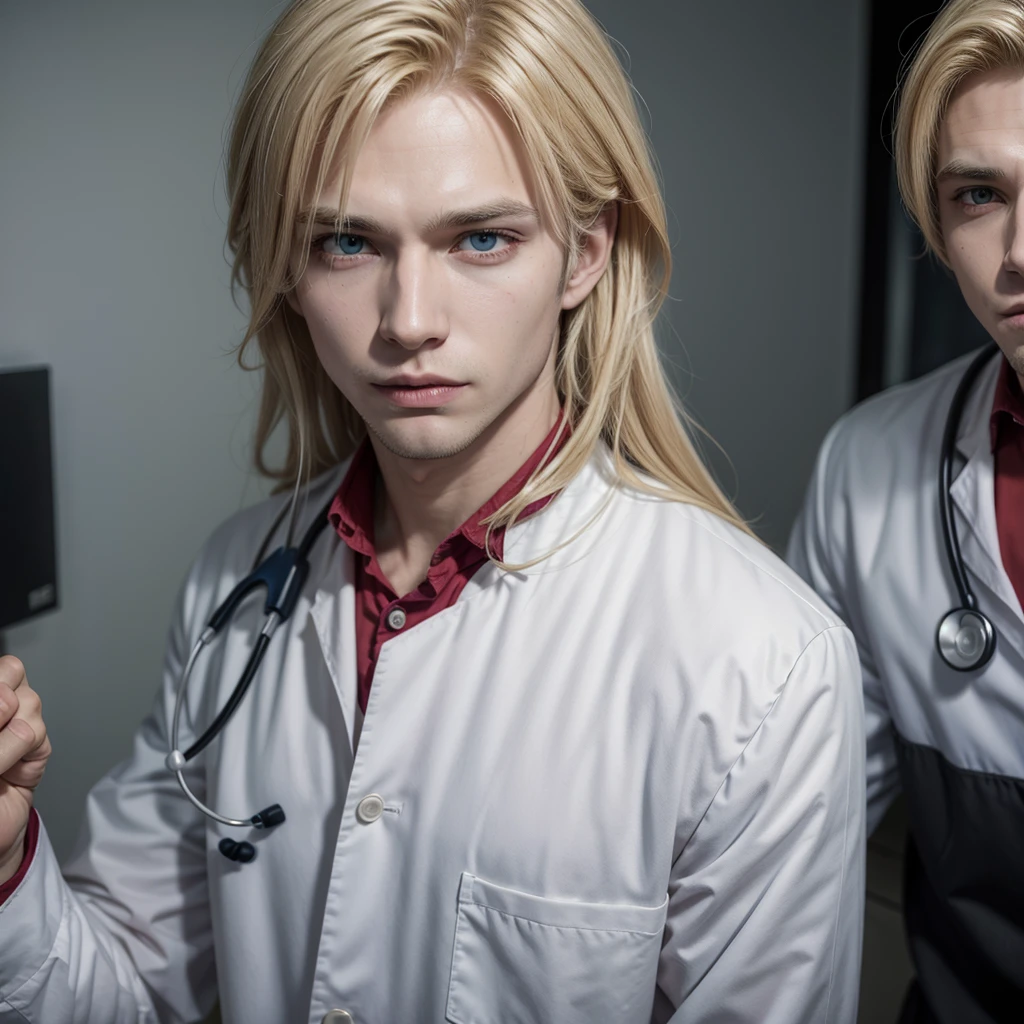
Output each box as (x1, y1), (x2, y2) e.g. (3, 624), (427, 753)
(0, 656), (51, 886)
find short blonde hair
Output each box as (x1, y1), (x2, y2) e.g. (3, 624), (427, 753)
(895, 0), (1024, 264)
(227, 0), (751, 543)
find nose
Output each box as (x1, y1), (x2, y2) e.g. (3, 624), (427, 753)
(378, 250), (449, 350)
(1003, 199), (1024, 276)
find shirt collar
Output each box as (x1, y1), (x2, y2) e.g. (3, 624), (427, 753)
(989, 356), (1024, 453)
(328, 439), (377, 557)
(329, 414), (570, 559)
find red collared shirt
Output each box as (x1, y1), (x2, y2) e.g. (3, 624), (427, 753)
(329, 418), (568, 714)
(990, 357), (1024, 612)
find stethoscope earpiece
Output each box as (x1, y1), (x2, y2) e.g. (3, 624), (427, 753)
(936, 607), (997, 672)
(219, 838), (257, 863)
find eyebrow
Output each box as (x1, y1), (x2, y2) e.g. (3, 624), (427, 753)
(935, 160), (1007, 183)
(294, 199), (539, 234)
(424, 200), (539, 233)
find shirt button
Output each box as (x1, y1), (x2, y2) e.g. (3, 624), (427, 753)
(386, 606), (407, 630)
(322, 1012), (353, 1024)
(356, 794), (385, 824)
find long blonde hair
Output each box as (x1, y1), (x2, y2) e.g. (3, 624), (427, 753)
(896, 0), (1024, 264)
(226, 0), (751, 540)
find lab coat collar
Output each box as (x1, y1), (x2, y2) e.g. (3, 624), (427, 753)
(949, 351), (1024, 622)
(304, 444), (619, 742)
(953, 349), (1001, 463)
(501, 443), (620, 569)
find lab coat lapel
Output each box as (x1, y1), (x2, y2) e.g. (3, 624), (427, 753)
(950, 354), (1024, 623)
(307, 499), (361, 755)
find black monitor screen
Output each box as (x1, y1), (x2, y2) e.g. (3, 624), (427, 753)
(0, 367), (58, 629)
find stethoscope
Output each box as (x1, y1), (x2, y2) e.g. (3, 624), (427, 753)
(165, 475), (333, 863)
(936, 342), (1000, 672)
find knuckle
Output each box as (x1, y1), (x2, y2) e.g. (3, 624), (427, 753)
(5, 716), (38, 746)
(5, 761), (46, 789)
(19, 687), (41, 717)
(32, 729), (51, 760)
(0, 656), (26, 684)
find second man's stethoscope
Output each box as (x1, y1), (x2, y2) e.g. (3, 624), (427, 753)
(165, 471), (333, 862)
(936, 341), (1000, 672)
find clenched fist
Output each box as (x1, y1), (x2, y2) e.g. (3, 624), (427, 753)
(0, 656), (51, 887)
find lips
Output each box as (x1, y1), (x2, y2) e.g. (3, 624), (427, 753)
(374, 376), (463, 388)
(371, 378), (468, 408)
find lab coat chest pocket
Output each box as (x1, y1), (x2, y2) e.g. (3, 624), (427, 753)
(445, 872), (668, 1024)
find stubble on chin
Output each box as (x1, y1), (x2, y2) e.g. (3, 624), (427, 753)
(1003, 338), (1024, 380)
(365, 417), (489, 462)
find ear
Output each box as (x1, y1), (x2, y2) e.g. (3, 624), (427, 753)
(560, 203), (619, 311)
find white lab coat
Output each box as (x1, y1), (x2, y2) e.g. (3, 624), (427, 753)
(788, 349), (1024, 834)
(0, 446), (865, 1024)
(787, 350), (1024, 1021)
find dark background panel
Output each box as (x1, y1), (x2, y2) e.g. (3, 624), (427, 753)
(0, 367), (58, 631)
(858, 0), (992, 397)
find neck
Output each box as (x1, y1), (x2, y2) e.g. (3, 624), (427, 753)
(370, 388), (561, 583)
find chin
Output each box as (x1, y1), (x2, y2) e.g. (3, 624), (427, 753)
(997, 335), (1024, 378)
(367, 418), (487, 462)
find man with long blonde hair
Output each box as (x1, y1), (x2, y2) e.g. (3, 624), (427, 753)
(0, 1), (863, 1021)
(790, 1), (1024, 1020)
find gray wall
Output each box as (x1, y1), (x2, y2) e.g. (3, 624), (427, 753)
(1, 0), (865, 864)
(584, 0), (867, 546)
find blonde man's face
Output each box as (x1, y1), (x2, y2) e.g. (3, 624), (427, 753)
(287, 87), (612, 464)
(938, 67), (1024, 380)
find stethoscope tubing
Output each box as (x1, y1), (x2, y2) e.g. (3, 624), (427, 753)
(938, 343), (997, 611)
(935, 342), (1000, 672)
(166, 491), (334, 830)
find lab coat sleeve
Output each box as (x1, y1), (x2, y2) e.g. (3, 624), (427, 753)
(0, 567), (215, 1024)
(786, 420), (900, 835)
(655, 625), (866, 1024)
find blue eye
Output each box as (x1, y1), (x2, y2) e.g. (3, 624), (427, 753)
(323, 233), (367, 255)
(464, 232), (498, 252)
(963, 187), (997, 206)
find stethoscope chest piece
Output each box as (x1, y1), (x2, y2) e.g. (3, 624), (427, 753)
(936, 607), (996, 672)
(934, 343), (1001, 675)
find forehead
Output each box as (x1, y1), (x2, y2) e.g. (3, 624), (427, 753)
(317, 88), (540, 219)
(939, 67), (1024, 162)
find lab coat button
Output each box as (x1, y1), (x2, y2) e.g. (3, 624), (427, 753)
(321, 1012), (353, 1024)
(356, 794), (385, 823)
(386, 606), (407, 630)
